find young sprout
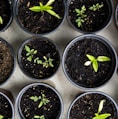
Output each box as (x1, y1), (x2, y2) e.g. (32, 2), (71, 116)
(75, 5), (87, 27)
(0, 16), (3, 25)
(25, 45), (37, 62)
(34, 115), (45, 119)
(84, 54), (111, 72)
(0, 114), (4, 119)
(89, 3), (104, 11)
(30, 93), (50, 108)
(29, 0), (61, 19)
(92, 99), (111, 119)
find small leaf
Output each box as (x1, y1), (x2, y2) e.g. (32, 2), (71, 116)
(98, 100), (106, 113)
(97, 56), (111, 62)
(45, 0), (55, 6)
(34, 115), (45, 119)
(86, 54), (96, 62)
(37, 60), (43, 64)
(27, 56), (32, 62)
(34, 50), (37, 54)
(26, 52), (30, 56)
(25, 45), (31, 52)
(92, 113), (111, 119)
(84, 61), (91, 66)
(0, 16), (3, 25)
(38, 101), (43, 108)
(30, 96), (39, 102)
(92, 60), (98, 72)
(29, 6), (42, 12)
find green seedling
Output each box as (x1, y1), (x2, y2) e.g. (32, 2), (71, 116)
(34, 115), (45, 119)
(92, 99), (111, 119)
(30, 93), (50, 108)
(0, 114), (4, 119)
(0, 16), (3, 25)
(75, 5), (87, 27)
(29, 0), (61, 19)
(89, 3), (103, 11)
(25, 45), (37, 62)
(84, 54), (111, 72)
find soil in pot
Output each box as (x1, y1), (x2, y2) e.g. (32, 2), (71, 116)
(64, 36), (116, 88)
(16, 0), (65, 34)
(0, 0), (12, 31)
(69, 93), (117, 119)
(18, 37), (60, 79)
(19, 84), (61, 119)
(0, 40), (14, 84)
(68, 0), (112, 32)
(0, 93), (13, 119)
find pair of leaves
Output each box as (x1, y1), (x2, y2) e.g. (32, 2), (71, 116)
(29, 0), (61, 19)
(89, 3), (103, 11)
(84, 54), (111, 72)
(34, 115), (45, 119)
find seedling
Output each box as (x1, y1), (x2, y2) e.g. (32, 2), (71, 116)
(34, 115), (45, 119)
(84, 54), (111, 72)
(0, 16), (3, 25)
(30, 93), (50, 108)
(89, 3), (103, 11)
(75, 5), (87, 27)
(92, 99), (111, 119)
(29, 0), (61, 19)
(0, 114), (4, 119)
(25, 45), (37, 62)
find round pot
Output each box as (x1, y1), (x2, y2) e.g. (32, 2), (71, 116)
(0, 0), (13, 32)
(67, 0), (113, 33)
(0, 37), (15, 85)
(0, 91), (14, 119)
(62, 34), (117, 90)
(13, 0), (65, 35)
(115, 4), (118, 26)
(17, 36), (60, 80)
(67, 91), (118, 119)
(15, 83), (63, 119)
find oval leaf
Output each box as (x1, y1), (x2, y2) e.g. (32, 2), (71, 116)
(92, 60), (98, 72)
(92, 113), (111, 119)
(98, 100), (105, 113)
(97, 56), (111, 62)
(86, 54), (96, 62)
(29, 6), (41, 12)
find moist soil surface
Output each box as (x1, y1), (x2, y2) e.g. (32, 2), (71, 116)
(0, 40), (14, 84)
(0, 94), (13, 119)
(65, 38), (116, 88)
(69, 93), (117, 119)
(17, 0), (65, 34)
(68, 0), (112, 32)
(0, 0), (11, 31)
(20, 85), (61, 119)
(19, 37), (60, 79)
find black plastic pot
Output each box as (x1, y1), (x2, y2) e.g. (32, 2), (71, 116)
(67, 0), (113, 33)
(67, 91), (118, 119)
(15, 83), (63, 119)
(0, 37), (15, 85)
(0, 91), (14, 119)
(13, 0), (66, 35)
(17, 36), (60, 80)
(115, 4), (118, 26)
(0, 0), (13, 32)
(62, 34), (117, 90)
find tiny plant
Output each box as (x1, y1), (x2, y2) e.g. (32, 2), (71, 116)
(92, 99), (111, 119)
(75, 5), (87, 27)
(34, 115), (45, 119)
(0, 16), (3, 25)
(89, 3), (103, 11)
(84, 54), (111, 72)
(25, 45), (37, 62)
(29, 0), (61, 19)
(0, 114), (4, 119)
(30, 93), (50, 108)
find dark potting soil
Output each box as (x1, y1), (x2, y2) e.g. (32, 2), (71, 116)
(20, 85), (61, 119)
(69, 93), (117, 119)
(0, 41), (14, 84)
(65, 38), (116, 88)
(0, 0), (11, 30)
(20, 37), (60, 79)
(0, 94), (12, 119)
(68, 0), (112, 32)
(17, 0), (65, 34)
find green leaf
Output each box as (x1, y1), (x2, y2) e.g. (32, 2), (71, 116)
(38, 100), (43, 108)
(34, 115), (45, 119)
(97, 56), (111, 62)
(27, 56), (32, 62)
(98, 100), (105, 113)
(92, 113), (111, 119)
(0, 114), (4, 119)
(29, 6), (42, 12)
(25, 45), (31, 52)
(26, 52), (30, 56)
(86, 54), (96, 62)
(30, 96), (39, 102)
(92, 60), (98, 72)
(47, 9), (61, 19)
(37, 60), (43, 64)
(34, 50), (37, 54)
(45, 0), (55, 6)
(0, 16), (3, 25)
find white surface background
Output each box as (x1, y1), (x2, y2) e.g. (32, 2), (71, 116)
(0, 0), (118, 119)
